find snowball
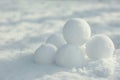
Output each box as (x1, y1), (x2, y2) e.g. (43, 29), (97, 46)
(46, 34), (66, 48)
(63, 18), (91, 46)
(86, 34), (115, 60)
(34, 43), (57, 64)
(55, 44), (86, 67)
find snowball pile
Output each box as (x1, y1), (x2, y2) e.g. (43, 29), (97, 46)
(33, 18), (115, 68)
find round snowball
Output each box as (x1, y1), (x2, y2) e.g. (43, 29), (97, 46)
(55, 44), (86, 67)
(34, 43), (57, 64)
(86, 34), (115, 60)
(46, 34), (66, 48)
(63, 18), (91, 46)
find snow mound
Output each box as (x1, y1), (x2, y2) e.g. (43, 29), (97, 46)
(55, 44), (86, 67)
(39, 72), (84, 80)
(46, 34), (66, 48)
(34, 43), (57, 64)
(63, 18), (91, 46)
(38, 72), (100, 80)
(86, 34), (115, 60)
(84, 58), (116, 78)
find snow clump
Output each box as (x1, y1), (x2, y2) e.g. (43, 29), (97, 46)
(55, 44), (86, 67)
(63, 18), (91, 46)
(34, 43), (57, 64)
(86, 34), (115, 60)
(46, 34), (66, 48)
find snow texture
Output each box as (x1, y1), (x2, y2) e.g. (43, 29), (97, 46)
(86, 34), (115, 60)
(0, 0), (120, 80)
(63, 18), (91, 46)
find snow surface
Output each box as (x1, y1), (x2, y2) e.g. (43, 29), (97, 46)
(63, 18), (91, 46)
(0, 0), (120, 80)
(55, 44), (86, 67)
(34, 43), (57, 64)
(86, 34), (115, 60)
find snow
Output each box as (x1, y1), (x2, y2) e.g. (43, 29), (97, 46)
(35, 58), (116, 80)
(84, 58), (116, 78)
(109, 34), (120, 49)
(63, 18), (91, 46)
(46, 34), (66, 48)
(55, 44), (86, 67)
(34, 43), (57, 64)
(37, 72), (99, 80)
(86, 34), (115, 60)
(0, 0), (120, 80)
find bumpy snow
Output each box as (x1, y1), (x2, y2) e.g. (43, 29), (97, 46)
(46, 34), (66, 48)
(55, 44), (86, 67)
(63, 18), (91, 46)
(86, 34), (115, 60)
(34, 43), (57, 64)
(38, 58), (116, 80)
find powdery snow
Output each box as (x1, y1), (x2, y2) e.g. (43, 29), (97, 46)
(37, 72), (101, 80)
(37, 57), (116, 80)
(84, 57), (116, 78)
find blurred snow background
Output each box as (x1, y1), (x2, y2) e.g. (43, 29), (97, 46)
(0, 0), (120, 80)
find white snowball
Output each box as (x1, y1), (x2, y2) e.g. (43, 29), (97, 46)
(86, 34), (115, 60)
(46, 34), (66, 48)
(34, 43), (57, 64)
(55, 44), (86, 67)
(63, 18), (91, 46)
